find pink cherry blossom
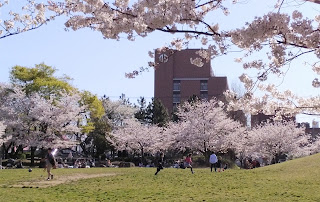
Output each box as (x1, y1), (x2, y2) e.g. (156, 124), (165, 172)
(0, 84), (83, 148)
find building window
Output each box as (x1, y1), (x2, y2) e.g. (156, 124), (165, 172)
(200, 80), (208, 91)
(200, 91), (208, 100)
(173, 92), (181, 103)
(173, 80), (180, 91)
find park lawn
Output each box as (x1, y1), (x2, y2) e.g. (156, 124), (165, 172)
(0, 154), (320, 201)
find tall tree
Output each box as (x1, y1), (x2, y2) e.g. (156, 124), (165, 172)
(134, 97), (148, 123)
(10, 63), (75, 97)
(102, 97), (137, 129)
(110, 119), (167, 163)
(167, 99), (245, 159)
(80, 91), (105, 120)
(85, 117), (112, 158)
(146, 98), (169, 127)
(0, 85), (83, 165)
(79, 91), (105, 133)
(77, 91), (108, 156)
(246, 121), (313, 164)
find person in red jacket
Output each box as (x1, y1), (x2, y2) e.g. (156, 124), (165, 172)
(184, 153), (194, 174)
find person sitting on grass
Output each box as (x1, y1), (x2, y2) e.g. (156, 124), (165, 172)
(107, 159), (115, 167)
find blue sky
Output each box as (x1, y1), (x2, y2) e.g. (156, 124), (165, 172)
(0, 0), (320, 122)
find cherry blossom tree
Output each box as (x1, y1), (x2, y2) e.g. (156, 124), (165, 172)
(110, 119), (168, 163)
(167, 99), (245, 158)
(58, 0), (320, 116)
(0, 85), (83, 165)
(102, 97), (137, 129)
(0, 0), (64, 40)
(246, 121), (314, 164)
(2, 0), (320, 116)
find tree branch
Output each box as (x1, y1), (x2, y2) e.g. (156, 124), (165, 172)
(155, 27), (214, 36)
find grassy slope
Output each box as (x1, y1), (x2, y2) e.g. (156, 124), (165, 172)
(1, 154), (320, 201)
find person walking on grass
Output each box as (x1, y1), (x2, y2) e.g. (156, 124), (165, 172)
(209, 153), (218, 172)
(45, 148), (56, 180)
(155, 152), (164, 175)
(184, 153), (194, 174)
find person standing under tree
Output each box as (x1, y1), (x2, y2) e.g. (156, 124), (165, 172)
(155, 152), (164, 175)
(45, 148), (56, 180)
(215, 156), (223, 172)
(184, 153), (194, 174)
(209, 153), (218, 172)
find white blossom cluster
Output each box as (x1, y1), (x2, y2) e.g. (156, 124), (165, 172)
(110, 119), (167, 154)
(225, 81), (320, 118)
(0, 0), (63, 39)
(0, 84), (83, 148)
(244, 121), (314, 162)
(164, 99), (244, 154)
(110, 99), (246, 155)
(109, 99), (320, 163)
(2, 0), (320, 115)
(102, 98), (137, 128)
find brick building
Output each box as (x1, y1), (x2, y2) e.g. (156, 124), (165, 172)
(251, 113), (296, 128)
(154, 49), (228, 113)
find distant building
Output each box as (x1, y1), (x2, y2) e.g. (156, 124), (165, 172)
(301, 122), (320, 139)
(251, 113), (296, 128)
(154, 49), (228, 113)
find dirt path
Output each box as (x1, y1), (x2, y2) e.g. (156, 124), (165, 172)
(11, 173), (116, 188)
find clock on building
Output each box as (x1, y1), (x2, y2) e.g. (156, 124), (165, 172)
(159, 53), (168, 63)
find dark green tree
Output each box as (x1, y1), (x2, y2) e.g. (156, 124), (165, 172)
(86, 117), (112, 158)
(146, 98), (169, 127)
(134, 97), (147, 123)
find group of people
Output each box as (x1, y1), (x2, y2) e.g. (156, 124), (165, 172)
(73, 158), (96, 168)
(155, 153), (194, 175)
(155, 152), (225, 175)
(44, 148), (226, 180)
(209, 153), (226, 172)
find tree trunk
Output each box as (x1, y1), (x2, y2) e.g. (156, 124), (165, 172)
(4, 142), (13, 159)
(13, 145), (23, 159)
(30, 147), (36, 167)
(141, 148), (144, 164)
(0, 145), (2, 167)
(80, 142), (88, 155)
(1, 143), (4, 159)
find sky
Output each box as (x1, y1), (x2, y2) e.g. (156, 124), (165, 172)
(0, 0), (320, 123)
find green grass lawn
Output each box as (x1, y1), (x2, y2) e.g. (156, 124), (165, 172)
(1, 154), (320, 201)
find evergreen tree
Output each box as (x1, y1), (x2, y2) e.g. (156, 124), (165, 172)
(88, 117), (112, 158)
(134, 97), (148, 123)
(146, 98), (169, 127)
